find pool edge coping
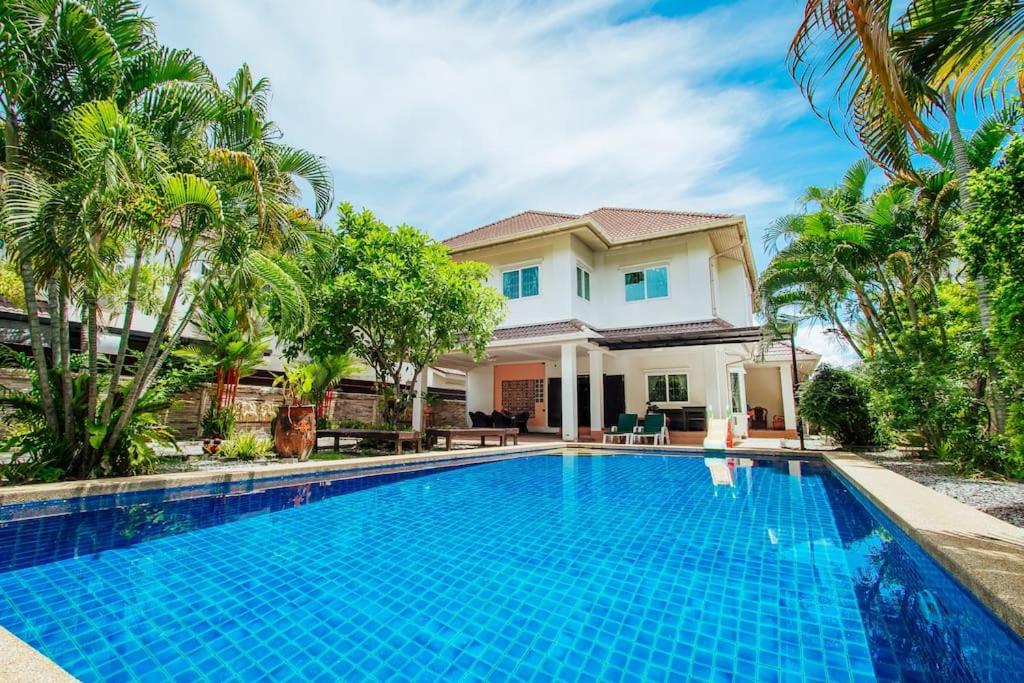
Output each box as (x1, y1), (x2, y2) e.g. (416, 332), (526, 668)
(0, 442), (814, 506)
(823, 450), (1024, 638)
(0, 443), (565, 506)
(0, 625), (75, 682)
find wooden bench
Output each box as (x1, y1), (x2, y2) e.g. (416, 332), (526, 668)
(315, 429), (421, 454)
(426, 427), (519, 451)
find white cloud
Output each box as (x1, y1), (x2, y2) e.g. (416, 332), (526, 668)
(150, 0), (803, 236)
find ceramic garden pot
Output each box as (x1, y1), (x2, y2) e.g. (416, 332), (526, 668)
(274, 404), (316, 460)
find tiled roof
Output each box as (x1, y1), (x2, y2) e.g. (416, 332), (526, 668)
(492, 319), (590, 341)
(760, 342), (821, 361)
(490, 318), (737, 343)
(444, 210), (580, 249)
(444, 206), (736, 250)
(0, 296), (47, 318)
(597, 319), (734, 343)
(581, 207), (734, 241)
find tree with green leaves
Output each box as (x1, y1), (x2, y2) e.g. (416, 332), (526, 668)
(799, 365), (878, 447)
(788, 0), (1023, 433)
(963, 134), (1024, 475)
(759, 158), (1010, 471)
(286, 204), (505, 427)
(0, 1), (327, 477)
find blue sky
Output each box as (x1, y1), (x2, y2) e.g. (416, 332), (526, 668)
(149, 0), (871, 362)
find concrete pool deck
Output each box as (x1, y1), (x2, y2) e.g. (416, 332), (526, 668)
(0, 443), (1022, 679)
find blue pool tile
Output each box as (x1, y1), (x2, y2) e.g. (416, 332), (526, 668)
(2, 454), (1024, 681)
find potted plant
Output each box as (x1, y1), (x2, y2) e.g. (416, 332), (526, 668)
(273, 364), (317, 460)
(423, 392), (441, 428)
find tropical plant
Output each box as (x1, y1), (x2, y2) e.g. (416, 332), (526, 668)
(199, 404), (236, 441)
(0, 348), (204, 478)
(219, 432), (273, 461)
(963, 134), (1024, 475)
(798, 365), (878, 447)
(0, 1), (327, 477)
(282, 204), (505, 426)
(273, 363), (316, 405)
(787, 0), (1022, 433)
(175, 281), (271, 410)
(759, 159), (1010, 470)
(305, 353), (361, 422)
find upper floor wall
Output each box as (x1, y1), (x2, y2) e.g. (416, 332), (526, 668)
(453, 231), (755, 330)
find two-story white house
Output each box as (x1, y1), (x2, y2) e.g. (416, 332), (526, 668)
(433, 207), (819, 443)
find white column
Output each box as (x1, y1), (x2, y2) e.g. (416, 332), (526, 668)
(465, 366), (493, 426)
(779, 364), (796, 430)
(588, 349), (604, 434)
(703, 346), (725, 421)
(411, 367), (428, 432)
(560, 342), (578, 441)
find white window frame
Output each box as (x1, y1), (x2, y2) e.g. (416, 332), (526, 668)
(644, 370), (690, 404)
(575, 262), (592, 301)
(500, 261), (541, 300)
(622, 261), (671, 303)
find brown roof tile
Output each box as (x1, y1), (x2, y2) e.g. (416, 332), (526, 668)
(0, 296), (48, 318)
(444, 206), (736, 250)
(582, 207), (734, 241)
(490, 318), (740, 343)
(597, 319), (733, 342)
(443, 210), (579, 249)
(492, 319), (590, 341)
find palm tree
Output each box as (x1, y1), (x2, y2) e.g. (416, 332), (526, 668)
(306, 353), (362, 420)
(760, 160), (937, 362)
(787, 0), (1021, 432)
(0, 1), (329, 476)
(175, 282), (271, 411)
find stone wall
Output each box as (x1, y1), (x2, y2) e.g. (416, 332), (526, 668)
(430, 399), (468, 427)
(165, 388), (466, 436)
(0, 368), (466, 438)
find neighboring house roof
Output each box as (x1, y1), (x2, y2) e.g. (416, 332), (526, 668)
(0, 296), (47, 318)
(443, 206), (738, 251)
(759, 342), (821, 362)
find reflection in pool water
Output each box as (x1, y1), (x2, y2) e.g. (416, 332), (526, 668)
(0, 453), (1022, 682)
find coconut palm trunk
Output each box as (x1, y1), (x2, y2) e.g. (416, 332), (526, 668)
(944, 90), (1007, 433)
(4, 114), (60, 435)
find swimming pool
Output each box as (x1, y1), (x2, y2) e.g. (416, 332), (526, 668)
(1, 453), (1023, 682)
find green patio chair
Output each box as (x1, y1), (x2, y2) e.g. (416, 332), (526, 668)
(602, 413), (638, 444)
(633, 413), (667, 445)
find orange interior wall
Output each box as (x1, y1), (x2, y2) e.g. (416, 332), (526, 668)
(493, 363), (547, 428)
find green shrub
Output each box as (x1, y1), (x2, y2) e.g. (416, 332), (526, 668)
(220, 432), (274, 460)
(799, 364), (878, 447)
(200, 405), (236, 440)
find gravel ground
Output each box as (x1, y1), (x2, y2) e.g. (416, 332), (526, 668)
(860, 449), (1024, 529)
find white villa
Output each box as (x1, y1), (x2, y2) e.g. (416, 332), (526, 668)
(434, 207), (820, 443)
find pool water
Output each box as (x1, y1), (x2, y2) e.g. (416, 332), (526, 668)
(1, 454), (1023, 682)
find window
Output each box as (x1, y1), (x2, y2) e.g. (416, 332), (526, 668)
(502, 265), (539, 299)
(730, 372), (743, 415)
(576, 265), (591, 301)
(624, 265), (669, 301)
(646, 372), (688, 403)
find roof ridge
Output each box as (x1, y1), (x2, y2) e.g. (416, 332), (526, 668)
(444, 209), (579, 244)
(586, 206), (735, 218)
